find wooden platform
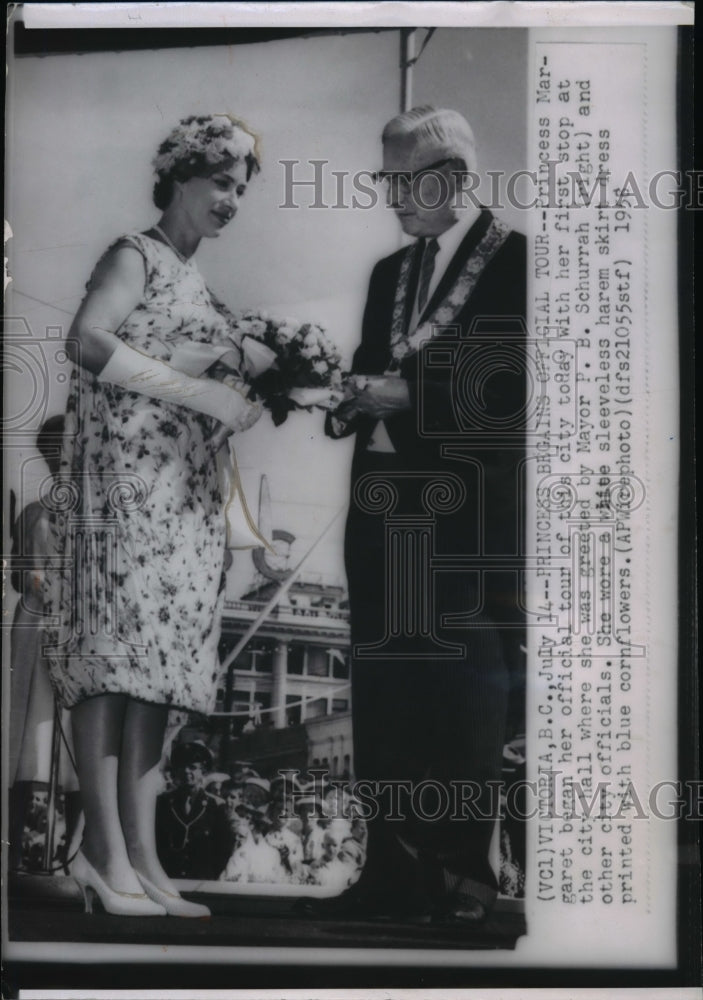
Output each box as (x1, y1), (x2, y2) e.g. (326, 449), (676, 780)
(7, 872), (526, 953)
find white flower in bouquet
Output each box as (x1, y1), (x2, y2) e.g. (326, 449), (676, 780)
(304, 328), (322, 344)
(235, 319), (257, 336)
(246, 318), (268, 338)
(276, 323), (298, 344)
(208, 309), (345, 423)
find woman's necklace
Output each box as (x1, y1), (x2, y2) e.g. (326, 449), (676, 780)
(153, 224), (190, 264)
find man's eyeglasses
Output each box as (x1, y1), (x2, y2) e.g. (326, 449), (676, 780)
(373, 157), (458, 187)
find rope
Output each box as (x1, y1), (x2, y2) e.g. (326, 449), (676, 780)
(10, 288), (77, 317)
(210, 682), (350, 718)
(405, 27), (436, 67)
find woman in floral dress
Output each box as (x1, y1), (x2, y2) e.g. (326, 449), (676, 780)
(44, 116), (262, 917)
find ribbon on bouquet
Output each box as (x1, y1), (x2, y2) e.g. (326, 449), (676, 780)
(217, 444), (274, 552)
(168, 341), (273, 552)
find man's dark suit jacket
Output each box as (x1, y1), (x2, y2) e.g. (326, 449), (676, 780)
(327, 209), (527, 902)
(335, 208), (527, 593)
(350, 210), (525, 447)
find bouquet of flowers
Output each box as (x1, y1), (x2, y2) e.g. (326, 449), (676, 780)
(226, 312), (345, 426)
(201, 312), (344, 425)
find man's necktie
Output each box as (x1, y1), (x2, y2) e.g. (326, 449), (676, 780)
(417, 237), (440, 314)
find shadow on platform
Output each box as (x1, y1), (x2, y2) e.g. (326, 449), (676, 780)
(7, 872), (526, 952)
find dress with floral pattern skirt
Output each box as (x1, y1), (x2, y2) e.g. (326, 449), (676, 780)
(44, 233), (244, 715)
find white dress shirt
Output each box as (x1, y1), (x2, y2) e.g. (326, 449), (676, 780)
(367, 211), (479, 453)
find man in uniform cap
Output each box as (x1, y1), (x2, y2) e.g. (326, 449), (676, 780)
(327, 106), (526, 924)
(155, 740), (233, 880)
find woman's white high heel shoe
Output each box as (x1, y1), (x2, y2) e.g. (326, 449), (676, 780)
(136, 873), (211, 918)
(71, 851), (166, 916)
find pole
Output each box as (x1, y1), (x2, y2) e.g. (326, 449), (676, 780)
(42, 702), (62, 871)
(400, 28), (416, 112)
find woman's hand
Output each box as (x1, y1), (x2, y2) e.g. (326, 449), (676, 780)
(208, 383), (262, 453)
(220, 375), (263, 431)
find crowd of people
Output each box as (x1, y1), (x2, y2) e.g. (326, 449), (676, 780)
(15, 787), (75, 874)
(155, 740), (367, 893)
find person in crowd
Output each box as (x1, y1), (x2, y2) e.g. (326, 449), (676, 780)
(44, 114), (263, 917)
(220, 803), (286, 884)
(295, 794), (327, 868)
(241, 775), (271, 811)
(204, 772), (230, 804)
(221, 778), (253, 851)
(307, 830), (364, 893)
(9, 417), (83, 873)
(265, 799), (305, 883)
(327, 106), (526, 924)
(155, 740), (233, 883)
(230, 760), (259, 786)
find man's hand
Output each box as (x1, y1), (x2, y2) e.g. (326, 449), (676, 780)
(335, 375), (411, 422)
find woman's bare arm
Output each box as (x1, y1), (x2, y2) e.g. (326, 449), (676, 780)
(66, 246), (146, 374)
(66, 244), (261, 434)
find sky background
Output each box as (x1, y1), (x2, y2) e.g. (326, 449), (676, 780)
(5, 27), (526, 598)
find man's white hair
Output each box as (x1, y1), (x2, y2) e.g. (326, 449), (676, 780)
(382, 105), (477, 171)
(381, 104), (476, 170)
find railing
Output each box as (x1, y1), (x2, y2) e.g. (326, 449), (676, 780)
(223, 599), (349, 624)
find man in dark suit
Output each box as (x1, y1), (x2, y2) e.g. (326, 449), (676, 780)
(327, 107), (526, 924)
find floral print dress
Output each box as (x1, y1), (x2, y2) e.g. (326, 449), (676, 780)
(45, 233), (245, 715)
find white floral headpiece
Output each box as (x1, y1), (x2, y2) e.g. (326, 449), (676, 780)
(152, 114), (260, 177)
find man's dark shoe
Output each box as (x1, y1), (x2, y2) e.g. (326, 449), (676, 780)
(432, 892), (488, 925)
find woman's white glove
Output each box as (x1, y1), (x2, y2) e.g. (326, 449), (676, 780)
(97, 340), (261, 433)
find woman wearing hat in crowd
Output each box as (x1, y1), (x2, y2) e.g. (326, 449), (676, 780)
(265, 778), (305, 883)
(220, 778), (286, 885)
(44, 115), (264, 918)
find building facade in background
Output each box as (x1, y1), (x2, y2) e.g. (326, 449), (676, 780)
(216, 575), (353, 779)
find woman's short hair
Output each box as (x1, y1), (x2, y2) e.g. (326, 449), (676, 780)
(152, 114), (261, 210)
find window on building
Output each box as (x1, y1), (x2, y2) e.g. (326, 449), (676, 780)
(252, 690), (272, 726)
(235, 647), (252, 670)
(307, 647), (328, 677)
(231, 689), (252, 736)
(286, 694), (301, 726)
(332, 698), (348, 713)
(232, 688), (252, 709)
(287, 644), (305, 675)
(305, 697), (327, 720)
(218, 632), (243, 664)
(250, 641), (274, 673)
(331, 652), (350, 679)
(332, 755), (339, 775)
(343, 754), (351, 779)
